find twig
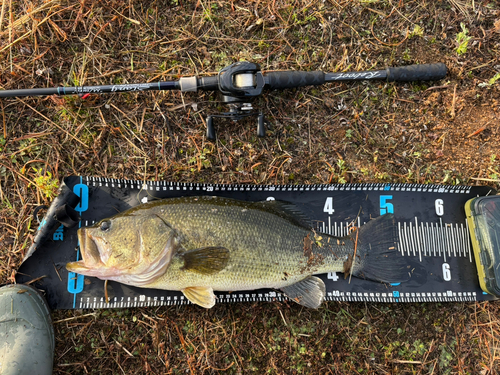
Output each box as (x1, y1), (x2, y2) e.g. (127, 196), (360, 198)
(0, 100), (6, 139)
(8, 0), (12, 72)
(113, 9), (140, 25)
(466, 126), (487, 138)
(348, 227), (359, 284)
(470, 177), (500, 182)
(425, 85), (450, 91)
(470, 59), (498, 71)
(25, 275), (48, 285)
(0, 0), (6, 33)
(53, 313), (98, 324)
(307, 105), (311, 154)
(418, 339), (435, 375)
(207, 362), (236, 372)
(279, 309), (288, 326)
(52, 263), (62, 282)
(450, 84), (457, 119)
(104, 279), (109, 304)
(11, 130), (53, 142)
(366, 7), (387, 17)
(114, 340), (134, 357)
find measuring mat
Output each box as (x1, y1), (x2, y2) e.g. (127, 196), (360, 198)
(16, 177), (497, 310)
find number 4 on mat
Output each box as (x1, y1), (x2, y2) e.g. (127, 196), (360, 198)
(323, 197), (334, 215)
(328, 272), (339, 281)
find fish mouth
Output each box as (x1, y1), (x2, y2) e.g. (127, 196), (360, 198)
(66, 228), (103, 275)
(78, 228), (102, 265)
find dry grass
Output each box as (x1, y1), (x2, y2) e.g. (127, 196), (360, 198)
(1, 0), (500, 373)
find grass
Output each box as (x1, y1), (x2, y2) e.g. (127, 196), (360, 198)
(1, 0), (500, 373)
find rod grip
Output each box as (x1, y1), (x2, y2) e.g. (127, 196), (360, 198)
(266, 71), (325, 90)
(386, 63), (447, 82)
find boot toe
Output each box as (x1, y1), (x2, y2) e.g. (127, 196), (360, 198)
(0, 284), (54, 375)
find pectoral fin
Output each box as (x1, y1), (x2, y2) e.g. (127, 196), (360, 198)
(182, 286), (216, 308)
(280, 276), (325, 309)
(182, 246), (229, 275)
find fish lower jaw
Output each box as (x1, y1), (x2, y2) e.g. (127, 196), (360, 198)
(66, 261), (89, 274)
(105, 255), (172, 287)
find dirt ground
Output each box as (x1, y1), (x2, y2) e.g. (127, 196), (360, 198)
(1, 0), (500, 374)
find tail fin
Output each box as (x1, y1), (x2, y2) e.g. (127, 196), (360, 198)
(352, 214), (420, 283)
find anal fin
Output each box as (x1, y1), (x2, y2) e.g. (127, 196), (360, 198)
(280, 276), (325, 309)
(182, 286), (216, 308)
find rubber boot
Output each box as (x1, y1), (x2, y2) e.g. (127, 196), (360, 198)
(0, 284), (54, 375)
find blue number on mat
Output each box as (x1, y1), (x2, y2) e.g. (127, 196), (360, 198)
(380, 195), (394, 215)
(73, 182), (89, 213)
(67, 273), (84, 294)
(68, 177), (89, 303)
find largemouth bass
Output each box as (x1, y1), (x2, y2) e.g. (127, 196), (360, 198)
(67, 196), (414, 308)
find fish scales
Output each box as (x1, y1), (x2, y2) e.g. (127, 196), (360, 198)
(143, 196), (354, 291)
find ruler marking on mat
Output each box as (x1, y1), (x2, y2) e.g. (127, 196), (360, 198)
(384, 219), (472, 262)
(410, 222), (417, 257)
(416, 217), (422, 262)
(433, 222), (439, 258)
(425, 222), (430, 258)
(463, 223), (470, 260)
(450, 224), (456, 258)
(465, 221), (472, 263)
(84, 178), (476, 195)
(440, 219), (446, 262)
(405, 222), (412, 257)
(322, 219), (472, 262)
(398, 222), (404, 255)
(460, 224), (466, 258)
(78, 290), (480, 307)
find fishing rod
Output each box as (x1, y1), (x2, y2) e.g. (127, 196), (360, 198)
(0, 61), (447, 140)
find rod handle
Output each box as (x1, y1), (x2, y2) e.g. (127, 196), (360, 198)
(386, 63), (447, 82)
(265, 71), (325, 90)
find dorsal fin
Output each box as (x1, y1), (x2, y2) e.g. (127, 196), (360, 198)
(251, 200), (313, 228)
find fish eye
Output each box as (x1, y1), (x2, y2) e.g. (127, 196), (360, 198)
(100, 220), (111, 232)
